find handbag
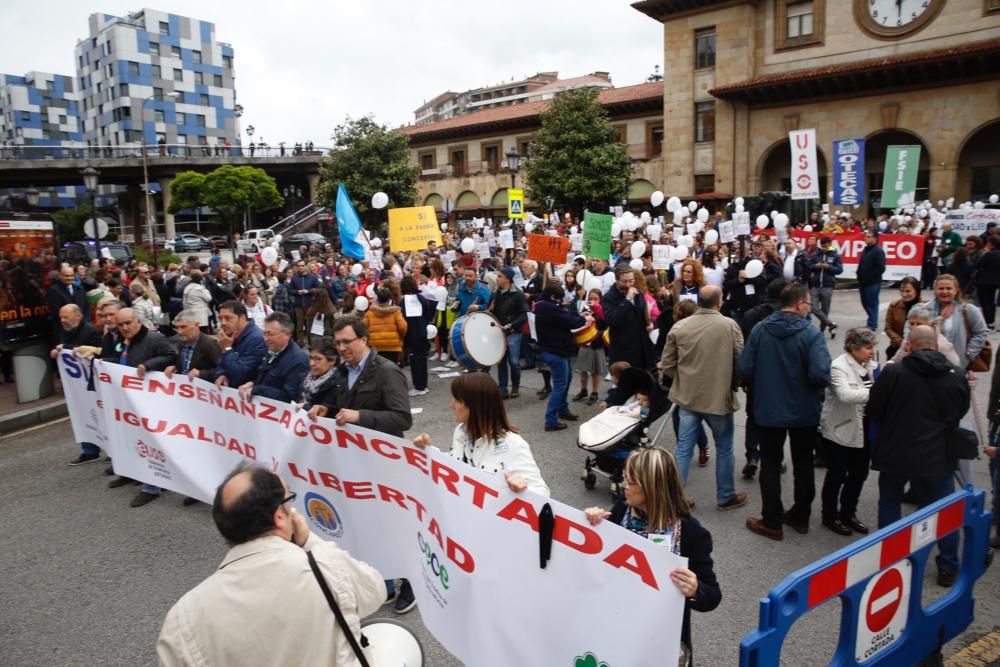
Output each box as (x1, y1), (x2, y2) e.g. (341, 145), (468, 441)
(307, 551), (373, 667)
(961, 304), (992, 372)
(946, 425), (979, 461)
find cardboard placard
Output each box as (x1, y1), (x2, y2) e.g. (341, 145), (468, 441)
(527, 234), (570, 264)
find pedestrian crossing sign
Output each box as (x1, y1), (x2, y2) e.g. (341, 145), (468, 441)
(508, 188), (525, 219)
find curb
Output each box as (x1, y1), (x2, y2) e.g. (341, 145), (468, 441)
(0, 399), (68, 436)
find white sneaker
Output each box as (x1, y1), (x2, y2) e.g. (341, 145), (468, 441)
(407, 388), (429, 397)
(440, 353), (450, 362)
(446, 360), (460, 368)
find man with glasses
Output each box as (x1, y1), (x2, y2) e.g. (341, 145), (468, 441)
(290, 259), (321, 345)
(214, 301), (268, 389)
(237, 312), (308, 404)
(739, 283), (831, 541)
(157, 463), (384, 666)
(132, 264), (160, 307)
(308, 317), (414, 613)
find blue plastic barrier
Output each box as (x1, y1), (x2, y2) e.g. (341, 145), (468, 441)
(740, 486), (992, 666)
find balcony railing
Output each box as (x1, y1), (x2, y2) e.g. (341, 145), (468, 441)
(417, 143), (663, 180)
(0, 143), (330, 161)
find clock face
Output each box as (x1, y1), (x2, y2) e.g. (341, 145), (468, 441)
(855, 0), (944, 38)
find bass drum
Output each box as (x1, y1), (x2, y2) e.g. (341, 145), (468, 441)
(450, 312), (507, 370)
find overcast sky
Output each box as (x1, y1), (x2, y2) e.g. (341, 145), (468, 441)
(0, 1), (663, 147)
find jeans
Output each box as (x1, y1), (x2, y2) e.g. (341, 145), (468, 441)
(141, 483), (161, 495)
(497, 333), (522, 392)
(877, 473), (958, 573)
(539, 351), (571, 427)
(409, 349), (428, 391)
(989, 456), (999, 538)
(811, 286), (834, 329)
(859, 282), (882, 330)
(81, 441), (100, 456)
(757, 426), (817, 530)
(522, 338), (536, 368)
(676, 408), (736, 505)
(672, 406), (707, 450)
(820, 437), (870, 521)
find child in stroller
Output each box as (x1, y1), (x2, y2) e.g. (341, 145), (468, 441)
(578, 367), (672, 498)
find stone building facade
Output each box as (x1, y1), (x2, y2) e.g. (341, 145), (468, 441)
(632, 0), (1000, 212)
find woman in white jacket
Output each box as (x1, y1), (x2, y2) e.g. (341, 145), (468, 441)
(820, 327), (878, 537)
(182, 271), (214, 333)
(413, 373), (549, 497)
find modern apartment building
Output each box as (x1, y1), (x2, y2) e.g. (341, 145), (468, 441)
(74, 9), (239, 152)
(0, 72), (83, 153)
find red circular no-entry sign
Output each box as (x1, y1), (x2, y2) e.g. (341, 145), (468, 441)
(866, 567), (904, 633)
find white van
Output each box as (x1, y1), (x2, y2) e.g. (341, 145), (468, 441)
(237, 228), (275, 254)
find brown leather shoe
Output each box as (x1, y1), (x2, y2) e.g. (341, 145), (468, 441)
(783, 510), (809, 535)
(746, 516), (783, 541)
(717, 492), (748, 511)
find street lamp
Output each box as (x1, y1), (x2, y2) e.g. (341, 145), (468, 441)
(505, 148), (521, 189)
(283, 185), (302, 211)
(142, 91), (180, 267)
(80, 166), (101, 262)
(25, 186), (39, 209)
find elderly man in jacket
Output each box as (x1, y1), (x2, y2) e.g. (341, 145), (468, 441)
(105, 307), (177, 507)
(157, 463), (384, 666)
(662, 285), (748, 511)
(50, 304), (103, 465)
(739, 283), (831, 540)
(214, 301), (268, 389)
(868, 325), (970, 587)
(307, 316), (415, 614)
(238, 312), (309, 404)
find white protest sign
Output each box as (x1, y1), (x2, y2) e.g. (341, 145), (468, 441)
(719, 220), (736, 244)
(404, 294), (423, 318)
(790, 128), (820, 200)
(499, 229), (514, 250)
(476, 242), (491, 260)
(570, 233), (583, 251)
(84, 361), (687, 667)
(652, 245), (672, 270)
(733, 213), (751, 237)
(310, 314), (326, 336)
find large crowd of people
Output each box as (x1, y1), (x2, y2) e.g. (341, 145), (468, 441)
(30, 204), (1000, 665)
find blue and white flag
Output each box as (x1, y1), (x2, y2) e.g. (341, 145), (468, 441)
(833, 138), (865, 207)
(336, 184), (366, 260)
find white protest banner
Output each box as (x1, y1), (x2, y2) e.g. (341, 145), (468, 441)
(945, 209), (1000, 239)
(782, 230), (923, 281)
(57, 353), (110, 453)
(499, 229), (514, 250)
(719, 220), (736, 244)
(84, 361), (686, 667)
(652, 245), (672, 270)
(790, 128), (820, 200)
(733, 213), (751, 237)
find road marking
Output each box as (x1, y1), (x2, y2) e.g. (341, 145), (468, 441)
(0, 416), (69, 442)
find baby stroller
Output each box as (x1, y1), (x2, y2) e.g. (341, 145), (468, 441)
(578, 367), (673, 499)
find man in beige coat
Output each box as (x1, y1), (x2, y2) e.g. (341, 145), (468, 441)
(661, 285), (748, 511)
(157, 464), (385, 666)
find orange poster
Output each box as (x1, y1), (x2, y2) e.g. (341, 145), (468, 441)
(526, 233), (569, 264)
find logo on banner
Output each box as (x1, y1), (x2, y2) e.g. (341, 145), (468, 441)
(574, 652), (610, 667)
(418, 531), (451, 592)
(833, 139), (865, 206)
(304, 492), (344, 538)
(789, 129), (819, 200)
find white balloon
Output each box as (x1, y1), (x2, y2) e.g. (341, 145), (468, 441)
(640, 211), (651, 223)
(666, 196), (681, 213)
(426, 324), (438, 339)
(354, 296), (369, 312)
(629, 258), (644, 271)
(690, 222), (704, 235)
(371, 192), (389, 209)
(879, 221), (889, 232)
(434, 285), (448, 302)
(734, 204), (745, 214)
(704, 229), (719, 245)
(350, 263), (364, 276)
(365, 284), (376, 299)
(570, 226), (579, 234)
(687, 201), (698, 213)
(975, 201), (986, 209)
(775, 213), (789, 230)
(524, 223), (535, 233)
(650, 191), (665, 207)
(734, 197), (744, 206)
(744, 259), (764, 279)
(672, 245), (689, 261)
(440, 223), (448, 231)
(260, 247), (278, 267)
(460, 238), (475, 253)
(696, 208), (709, 223)
(371, 237), (382, 248)
(804, 224), (814, 232)
(990, 195), (999, 205)
(631, 241), (647, 258)
(678, 235), (694, 247)
(625, 219), (640, 232)
(611, 222), (623, 238)
(647, 224), (662, 240)
(770, 210), (779, 220)
(274, 234), (283, 244)
(756, 215), (769, 229)
(585, 277), (603, 293)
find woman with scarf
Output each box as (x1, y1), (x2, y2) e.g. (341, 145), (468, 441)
(297, 341), (340, 411)
(883, 276), (921, 358)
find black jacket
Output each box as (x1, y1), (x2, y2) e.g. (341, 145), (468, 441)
(489, 286), (528, 331)
(740, 298), (780, 340)
(402, 294), (436, 353)
(170, 333), (222, 376)
(856, 244), (886, 286)
(252, 341), (309, 403)
(60, 320), (103, 349)
(868, 349), (970, 478)
(47, 283), (89, 338)
(602, 284), (655, 368)
(114, 326), (176, 371)
(608, 503), (720, 651)
(976, 249), (1000, 288)
(322, 350), (412, 437)
(723, 261), (766, 315)
(534, 299), (585, 358)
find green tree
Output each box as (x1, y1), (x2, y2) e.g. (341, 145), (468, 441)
(316, 116), (420, 231)
(525, 88), (631, 218)
(169, 165), (283, 240)
(52, 202), (95, 242)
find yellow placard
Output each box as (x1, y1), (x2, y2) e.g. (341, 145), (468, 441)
(508, 188), (525, 219)
(387, 206), (444, 252)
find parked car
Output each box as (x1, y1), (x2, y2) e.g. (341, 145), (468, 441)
(282, 232), (329, 254)
(61, 240), (133, 264)
(169, 233), (208, 252)
(207, 235), (230, 250)
(236, 228), (275, 255)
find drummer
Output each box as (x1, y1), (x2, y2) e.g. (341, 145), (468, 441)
(488, 267), (528, 399)
(452, 266), (491, 317)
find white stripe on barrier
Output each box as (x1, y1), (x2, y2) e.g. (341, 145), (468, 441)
(911, 515), (938, 552)
(845, 543), (882, 589)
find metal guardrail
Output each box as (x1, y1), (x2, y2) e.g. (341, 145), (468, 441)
(0, 143), (330, 161)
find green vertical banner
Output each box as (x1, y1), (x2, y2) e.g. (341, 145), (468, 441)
(582, 212), (612, 261)
(880, 145), (921, 208)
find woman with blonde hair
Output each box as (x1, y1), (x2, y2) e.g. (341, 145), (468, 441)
(585, 448), (720, 665)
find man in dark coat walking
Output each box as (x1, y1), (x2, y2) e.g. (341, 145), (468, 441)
(602, 264), (654, 370)
(50, 304), (103, 465)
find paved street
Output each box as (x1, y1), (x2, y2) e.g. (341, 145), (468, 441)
(1, 287), (998, 666)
